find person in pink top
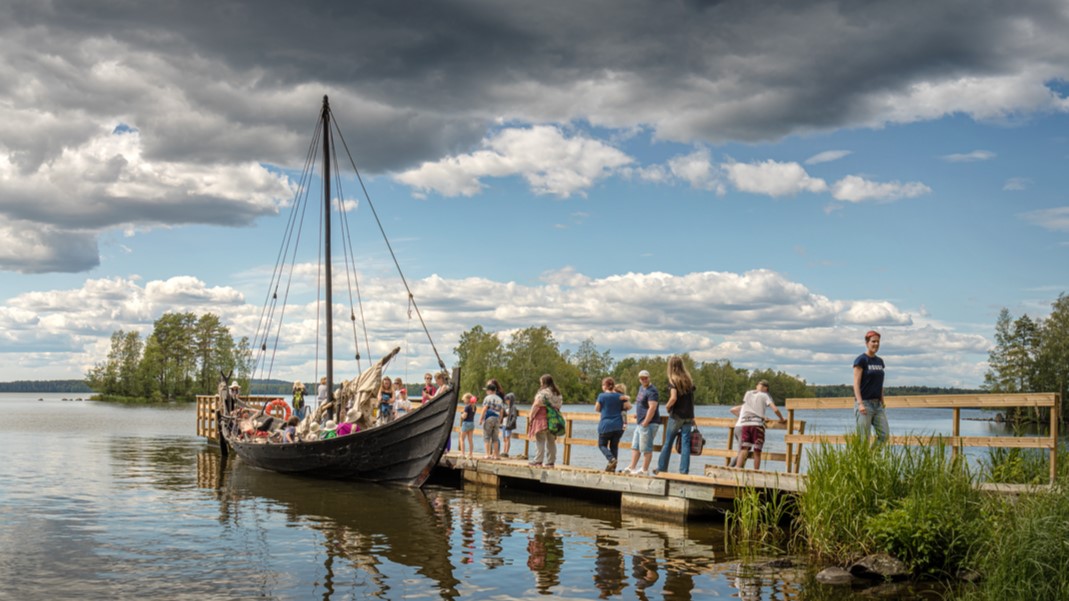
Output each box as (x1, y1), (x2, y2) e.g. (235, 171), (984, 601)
(528, 374), (563, 468)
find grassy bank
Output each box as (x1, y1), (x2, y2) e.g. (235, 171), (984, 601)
(727, 435), (1069, 599)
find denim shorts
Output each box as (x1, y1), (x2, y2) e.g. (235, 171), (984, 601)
(461, 421), (474, 433)
(631, 423), (659, 453)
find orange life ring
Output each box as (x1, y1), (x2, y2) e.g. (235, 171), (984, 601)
(263, 399), (292, 420)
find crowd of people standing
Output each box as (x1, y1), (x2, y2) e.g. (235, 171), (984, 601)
(457, 357), (700, 475)
(452, 330), (889, 475)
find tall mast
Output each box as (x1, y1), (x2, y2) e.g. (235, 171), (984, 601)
(322, 95), (334, 415)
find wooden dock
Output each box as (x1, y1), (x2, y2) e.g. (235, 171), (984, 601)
(196, 391), (1061, 523)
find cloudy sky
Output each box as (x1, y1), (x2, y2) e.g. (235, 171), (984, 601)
(1, 0), (1068, 387)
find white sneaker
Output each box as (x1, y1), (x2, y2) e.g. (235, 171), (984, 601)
(621, 467), (635, 475)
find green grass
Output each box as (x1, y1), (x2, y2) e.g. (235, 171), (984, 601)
(729, 434), (1069, 592)
(725, 486), (794, 555)
(796, 435), (985, 576)
(963, 482), (1069, 600)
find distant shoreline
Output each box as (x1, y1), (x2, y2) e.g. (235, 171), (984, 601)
(0, 380), (93, 393)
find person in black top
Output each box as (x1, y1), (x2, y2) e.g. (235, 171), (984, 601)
(656, 356), (696, 475)
(853, 330), (888, 442)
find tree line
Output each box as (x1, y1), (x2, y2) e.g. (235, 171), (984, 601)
(85, 312), (252, 402)
(453, 324), (812, 406)
(984, 293), (1069, 423)
(0, 380), (93, 393)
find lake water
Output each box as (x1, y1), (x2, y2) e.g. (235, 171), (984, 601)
(0, 393), (1021, 600)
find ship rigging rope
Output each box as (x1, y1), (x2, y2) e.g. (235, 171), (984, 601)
(251, 103), (451, 386)
(329, 109), (449, 371)
(328, 126), (371, 371)
(253, 112), (322, 383)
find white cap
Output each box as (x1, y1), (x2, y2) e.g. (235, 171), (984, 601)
(638, 370), (650, 378)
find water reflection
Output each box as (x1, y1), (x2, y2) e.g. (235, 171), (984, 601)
(200, 451), (461, 599)
(194, 449), (744, 599)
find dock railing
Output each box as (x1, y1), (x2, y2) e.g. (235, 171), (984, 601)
(458, 410), (806, 469)
(784, 393), (1062, 484)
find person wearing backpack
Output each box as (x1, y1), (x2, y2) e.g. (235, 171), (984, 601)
(480, 381), (504, 460)
(528, 373), (563, 467)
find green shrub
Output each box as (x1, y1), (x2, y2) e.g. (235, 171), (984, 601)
(865, 492), (979, 576)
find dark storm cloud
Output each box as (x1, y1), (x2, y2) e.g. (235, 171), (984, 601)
(9, 0), (1068, 154)
(2, 0), (1068, 272)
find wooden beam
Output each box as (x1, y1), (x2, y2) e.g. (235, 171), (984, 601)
(785, 434), (1056, 449)
(703, 466), (806, 492)
(786, 392), (1057, 410)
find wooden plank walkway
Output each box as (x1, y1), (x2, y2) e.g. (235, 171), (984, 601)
(197, 391), (1061, 521)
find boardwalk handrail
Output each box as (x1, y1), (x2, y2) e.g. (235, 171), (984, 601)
(783, 392), (1061, 484)
(462, 409), (805, 468)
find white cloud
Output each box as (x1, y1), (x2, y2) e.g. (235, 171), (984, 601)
(1003, 177), (1031, 191)
(393, 126), (633, 198)
(0, 124), (294, 272)
(940, 150), (996, 162)
(724, 160), (828, 197)
(831, 175), (932, 202)
(805, 150), (852, 165)
(861, 72), (1069, 129)
(1019, 206), (1069, 232)
(1, 267), (998, 386)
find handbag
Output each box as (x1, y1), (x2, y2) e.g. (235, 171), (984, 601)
(674, 427), (705, 454)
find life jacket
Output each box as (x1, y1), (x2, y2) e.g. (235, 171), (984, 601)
(293, 388), (305, 410)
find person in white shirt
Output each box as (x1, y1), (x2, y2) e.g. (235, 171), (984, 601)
(730, 380), (786, 470)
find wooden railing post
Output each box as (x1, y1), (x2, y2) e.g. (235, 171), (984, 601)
(793, 420), (805, 473)
(952, 407), (961, 463)
(786, 408), (795, 474)
(562, 417), (573, 466)
(1051, 394), (1060, 484)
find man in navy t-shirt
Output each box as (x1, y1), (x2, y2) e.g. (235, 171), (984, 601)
(622, 370), (660, 475)
(853, 330), (888, 442)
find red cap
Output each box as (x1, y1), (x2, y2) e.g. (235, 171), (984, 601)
(865, 330), (881, 341)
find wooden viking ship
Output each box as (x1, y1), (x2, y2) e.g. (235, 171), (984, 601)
(217, 96), (458, 487)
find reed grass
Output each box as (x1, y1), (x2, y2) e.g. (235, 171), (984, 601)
(963, 481), (1069, 600)
(725, 486), (794, 555)
(796, 435), (985, 576)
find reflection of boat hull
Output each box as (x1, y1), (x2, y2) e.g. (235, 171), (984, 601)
(222, 463), (460, 599)
(220, 371), (458, 487)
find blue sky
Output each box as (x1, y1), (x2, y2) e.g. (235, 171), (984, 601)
(1, 1), (1067, 388)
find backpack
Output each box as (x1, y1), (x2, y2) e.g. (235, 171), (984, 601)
(545, 405), (566, 436)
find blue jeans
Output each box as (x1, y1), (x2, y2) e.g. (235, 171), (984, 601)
(856, 399), (889, 442)
(657, 416), (693, 474)
(598, 430), (623, 462)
